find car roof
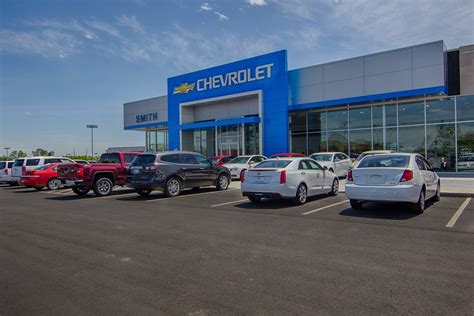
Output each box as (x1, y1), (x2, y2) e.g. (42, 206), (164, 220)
(361, 150), (396, 154)
(310, 152), (340, 155)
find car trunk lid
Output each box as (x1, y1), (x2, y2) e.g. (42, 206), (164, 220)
(352, 168), (409, 186)
(244, 168), (282, 184)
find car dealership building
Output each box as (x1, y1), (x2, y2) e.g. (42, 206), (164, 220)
(124, 40), (474, 172)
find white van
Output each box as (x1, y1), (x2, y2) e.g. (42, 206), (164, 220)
(0, 161), (14, 184)
(11, 156), (74, 185)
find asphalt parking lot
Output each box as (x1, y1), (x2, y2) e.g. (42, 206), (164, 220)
(1, 183), (473, 315)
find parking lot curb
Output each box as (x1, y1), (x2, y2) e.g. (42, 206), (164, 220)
(441, 192), (474, 198)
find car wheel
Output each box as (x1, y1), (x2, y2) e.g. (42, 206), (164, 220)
(136, 188), (152, 197)
(34, 187), (43, 191)
(350, 199), (363, 210)
(47, 178), (61, 190)
(293, 184), (307, 205)
(329, 178), (339, 196)
(164, 177), (181, 197)
(93, 178), (114, 196)
(433, 183), (441, 202)
(216, 174), (230, 191)
(248, 195), (262, 203)
(412, 189), (425, 214)
(72, 186), (90, 196)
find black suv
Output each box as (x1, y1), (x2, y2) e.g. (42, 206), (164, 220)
(126, 151), (231, 197)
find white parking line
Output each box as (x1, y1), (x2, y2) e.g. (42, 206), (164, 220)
(302, 200), (349, 215)
(446, 197), (471, 228)
(211, 199), (248, 207)
(146, 188), (238, 202)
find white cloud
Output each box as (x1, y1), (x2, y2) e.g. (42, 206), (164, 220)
(24, 112), (33, 115)
(86, 20), (120, 38)
(116, 15), (144, 33)
(199, 2), (212, 11)
(246, 0), (268, 6)
(214, 11), (229, 21)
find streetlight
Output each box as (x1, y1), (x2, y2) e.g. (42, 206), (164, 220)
(86, 125), (98, 159)
(4, 147), (10, 157)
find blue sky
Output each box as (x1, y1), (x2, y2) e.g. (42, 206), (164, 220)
(1, 0), (473, 156)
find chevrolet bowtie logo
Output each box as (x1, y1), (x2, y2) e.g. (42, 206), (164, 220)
(173, 82), (195, 94)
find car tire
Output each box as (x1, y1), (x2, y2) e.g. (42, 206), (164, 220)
(350, 199), (363, 210)
(47, 178), (61, 190)
(248, 195), (261, 203)
(433, 183), (441, 202)
(216, 174), (230, 191)
(93, 178), (114, 197)
(164, 177), (181, 197)
(72, 186), (90, 196)
(412, 189), (425, 214)
(34, 187), (43, 191)
(329, 178), (339, 196)
(293, 184), (307, 205)
(136, 188), (152, 197)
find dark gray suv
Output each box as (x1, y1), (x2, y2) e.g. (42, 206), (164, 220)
(126, 151), (231, 197)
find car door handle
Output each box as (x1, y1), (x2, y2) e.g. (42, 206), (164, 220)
(301, 172), (305, 175)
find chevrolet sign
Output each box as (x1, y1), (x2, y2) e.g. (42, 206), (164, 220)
(173, 63), (274, 94)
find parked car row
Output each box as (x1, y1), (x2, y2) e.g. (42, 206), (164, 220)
(1, 150), (442, 213)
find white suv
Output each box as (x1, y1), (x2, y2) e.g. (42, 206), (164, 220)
(11, 156), (74, 185)
(0, 161), (14, 184)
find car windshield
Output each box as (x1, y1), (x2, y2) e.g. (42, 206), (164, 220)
(228, 156), (250, 164)
(99, 153), (120, 163)
(131, 155), (156, 165)
(255, 160), (291, 168)
(358, 155), (410, 168)
(35, 165), (51, 171)
(14, 159), (25, 167)
(310, 154), (332, 161)
(459, 156), (474, 162)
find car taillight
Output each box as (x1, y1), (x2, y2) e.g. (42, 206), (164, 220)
(4, 169), (7, 175)
(347, 170), (353, 182)
(240, 170), (245, 183)
(21, 166), (26, 175)
(280, 170), (286, 184)
(400, 169), (414, 182)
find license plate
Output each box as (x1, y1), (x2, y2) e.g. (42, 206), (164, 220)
(131, 169), (140, 174)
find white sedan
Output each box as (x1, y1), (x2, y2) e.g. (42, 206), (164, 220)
(241, 158), (339, 205)
(345, 153), (440, 213)
(223, 155), (267, 179)
(309, 152), (352, 177)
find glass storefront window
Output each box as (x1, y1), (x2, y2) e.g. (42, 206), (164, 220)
(349, 129), (371, 156)
(218, 125), (242, 156)
(349, 106), (371, 129)
(373, 128), (383, 150)
(398, 102), (424, 126)
(386, 127), (397, 151)
(290, 112), (306, 133)
(457, 122), (474, 172)
(373, 104), (397, 127)
(244, 124), (259, 155)
(291, 133), (307, 155)
(456, 95), (474, 122)
(398, 126), (425, 154)
(327, 109), (348, 130)
(146, 129), (168, 152)
(426, 124), (455, 171)
(426, 98), (455, 124)
(308, 132), (327, 154)
(327, 131), (348, 153)
(308, 111), (326, 133)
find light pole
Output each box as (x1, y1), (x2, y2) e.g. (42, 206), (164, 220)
(4, 147), (10, 158)
(86, 125), (98, 159)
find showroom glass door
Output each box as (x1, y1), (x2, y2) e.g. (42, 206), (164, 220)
(217, 125), (243, 156)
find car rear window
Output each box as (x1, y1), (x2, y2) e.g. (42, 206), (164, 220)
(99, 153), (120, 163)
(14, 159), (25, 167)
(160, 154), (181, 163)
(311, 154), (332, 161)
(255, 160), (291, 168)
(358, 155), (410, 168)
(45, 158), (61, 164)
(132, 155), (156, 165)
(26, 159), (40, 166)
(0, 162), (5, 169)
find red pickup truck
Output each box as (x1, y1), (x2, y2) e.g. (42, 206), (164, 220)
(57, 152), (142, 196)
